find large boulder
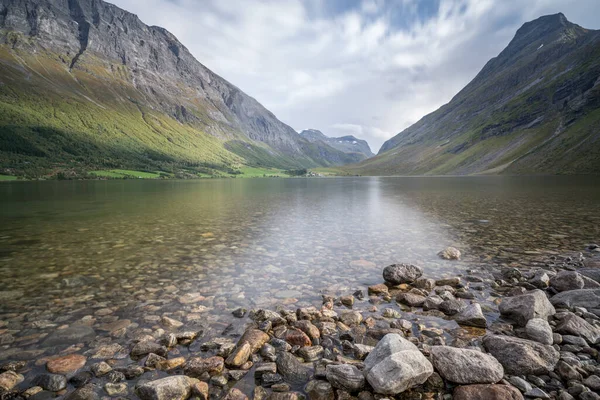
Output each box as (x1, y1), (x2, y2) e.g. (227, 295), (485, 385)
(363, 334), (417, 375)
(383, 264), (423, 285)
(550, 289), (600, 310)
(554, 312), (600, 344)
(325, 364), (364, 392)
(430, 346), (503, 384)
(453, 384), (523, 400)
(364, 334), (432, 394)
(483, 335), (559, 375)
(498, 290), (555, 326)
(136, 376), (194, 400)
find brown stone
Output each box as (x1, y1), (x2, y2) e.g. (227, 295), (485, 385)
(225, 343), (252, 367)
(46, 354), (87, 374)
(98, 319), (131, 333)
(192, 381), (209, 400)
(184, 356), (224, 377)
(293, 320), (320, 339)
(368, 284), (389, 295)
(453, 384), (523, 400)
(223, 388), (248, 400)
(156, 357), (186, 371)
(0, 371), (24, 391)
(238, 329), (270, 353)
(284, 328), (312, 347)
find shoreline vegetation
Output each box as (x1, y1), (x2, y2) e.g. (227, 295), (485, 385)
(1, 245), (599, 399)
(0, 167), (320, 182)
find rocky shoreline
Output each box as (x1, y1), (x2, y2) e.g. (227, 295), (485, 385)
(2, 246), (600, 400)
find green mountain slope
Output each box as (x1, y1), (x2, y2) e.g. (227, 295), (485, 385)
(346, 13), (600, 176)
(0, 0), (358, 179)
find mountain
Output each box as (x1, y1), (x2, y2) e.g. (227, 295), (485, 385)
(299, 129), (374, 160)
(348, 13), (600, 176)
(0, 0), (359, 178)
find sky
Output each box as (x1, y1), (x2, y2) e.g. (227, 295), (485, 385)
(109, 0), (600, 153)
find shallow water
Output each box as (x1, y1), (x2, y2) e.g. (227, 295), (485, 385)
(0, 176), (599, 365)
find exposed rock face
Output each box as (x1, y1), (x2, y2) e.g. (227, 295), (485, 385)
(299, 129), (374, 160)
(350, 13), (600, 176)
(498, 290), (555, 326)
(430, 346), (504, 384)
(382, 264), (423, 285)
(483, 335), (559, 375)
(0, 0), (360, 173)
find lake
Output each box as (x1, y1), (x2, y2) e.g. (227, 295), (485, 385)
(0, 176), (599, 376)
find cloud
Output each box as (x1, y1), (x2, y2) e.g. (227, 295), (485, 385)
(110, 0), (600, 152)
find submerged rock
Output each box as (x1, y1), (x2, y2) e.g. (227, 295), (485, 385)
(43, 325), (96, 346)
(430, 346), (503, 384)
(382, 264), (423, 284)
(438, 247), (461, 260)
(46, 354), (87, 374)
(483, 334), (559, 375)
(0, 371), (24, 391)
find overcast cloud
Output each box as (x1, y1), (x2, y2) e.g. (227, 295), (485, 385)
(110, 0), (600, 153)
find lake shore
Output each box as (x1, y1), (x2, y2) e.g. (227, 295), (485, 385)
(2, 245), (600, 400)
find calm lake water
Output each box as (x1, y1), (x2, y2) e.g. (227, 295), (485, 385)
(0, 176), (599, 361)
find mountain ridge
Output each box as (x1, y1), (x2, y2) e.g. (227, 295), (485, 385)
(351, 13), (600, 175)
(0, 0), (360, 178)
(299, 129), (374, 160)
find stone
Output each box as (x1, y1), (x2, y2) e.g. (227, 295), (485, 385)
(161, 316), (184, 329)
(453, 384), (523, 399)
(284, 328), (312, 347)
(223, 388), (248, 400)
(430, 346), (504, 384)
(436, 277), (461, 286)
(530, 271), (550, 288)
(340, 295), (354, 307)
(32, 373), (67, 392)
(226, 343), (252, 367)
(65, 384), (99, 400)
(423, 295), (444, 310)
(238, 329), (270, 353)
(184, 356), (224, 377)
(414, 278), (436, 291)
(298, 346), (323, 362)
(483, 335), (559, 375)
(353, 344), (373, 360)
(136, 376), (194, 400)
(131, 341), (168, 358)
(363, 333), (417, 374)
(192, 381), (209, 400)
(438, 247), (461, 260)
(550, 288), (600, 310)
(550, 271), (585, 292)
(508, 376), (532, 393)
(524, 388), (550, 398)
(454, 303), (487, 328)
(90, 361), (112, 377)
(368, 284), (389, 295)
(43, 325), (96, 346)
(584, 375), (600, 391)
(156, 357), (186, 371)
(275, 351), (311, 384)
(105, 382), (128, 396)
(305, 380), (335, 400)
(232, 308), (247, 318)
(554, 312), (600, 344)
(0, 371), (24, 391)
(556, 360), (582, 381)
(340, 311), (363, 326)
(293, 320), (320, 339)
(366, 349), (433, 394)
(46, 354), (87, 374)
(382, 308), (401, 318)
(382, 264), (423, 284)
(396, 293), (426, 307)
(439, 298), (466, 315)
(326, 364), (364, 392)
(499, 290), (555, 326)
(69, 371), (93, 388)
(525, 318), (553, 345)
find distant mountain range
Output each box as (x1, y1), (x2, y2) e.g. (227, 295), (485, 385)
(348, 13), (600, 175)
(0, 0), (361, 178)
(299, 129), (374, 161)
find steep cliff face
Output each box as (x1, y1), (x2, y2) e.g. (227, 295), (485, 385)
(299, 129), (374, 160)
(0, 0), (357, 176)
(353, 13), (600, 175)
